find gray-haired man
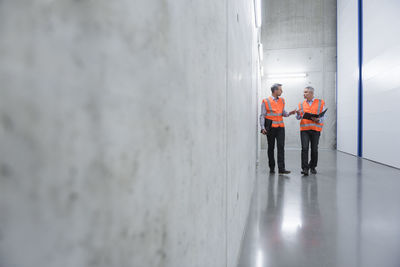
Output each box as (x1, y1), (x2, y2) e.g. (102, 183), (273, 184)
(296, 86), (327, 176)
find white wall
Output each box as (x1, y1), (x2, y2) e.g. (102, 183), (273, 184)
(363, 0), (400, 168)
(0, 0), (260, 266)
(261, 0), (337, 150)
(337, 0), (400, 168)
(337, 0), (359, 155)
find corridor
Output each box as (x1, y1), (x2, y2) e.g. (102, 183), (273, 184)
(1, 0), (400, 266)
(238, 150), (400, 267)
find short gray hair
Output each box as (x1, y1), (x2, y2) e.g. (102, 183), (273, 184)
(271, 83), (282, 93)
(305, 86), (314, 93)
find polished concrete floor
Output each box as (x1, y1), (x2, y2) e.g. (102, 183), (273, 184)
(238, 150), (400, 267)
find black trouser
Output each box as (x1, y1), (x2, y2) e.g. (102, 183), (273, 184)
(301, 130), (321, 170)
(267, 127), (285, 171)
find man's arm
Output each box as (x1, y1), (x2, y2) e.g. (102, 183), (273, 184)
(295, 106), (303, 120)
(282, 99), (295, 117)
(284, 109), (297, 117)
(259, 102), (267, 130)
(319, 107), (327, 123)
(311, 107), (327, 123)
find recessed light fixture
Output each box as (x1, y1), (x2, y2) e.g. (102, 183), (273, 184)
(255, 0), (262, 28)
(258, 43), (263, 61)
(266, 73), (307, 79)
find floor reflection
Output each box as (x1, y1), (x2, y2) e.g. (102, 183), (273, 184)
(238, 150), (400, 267)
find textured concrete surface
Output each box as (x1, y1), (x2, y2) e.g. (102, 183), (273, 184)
(260, 0), (337, 150)
(226, 1), (260, 266)
(0, 0), (260, 266)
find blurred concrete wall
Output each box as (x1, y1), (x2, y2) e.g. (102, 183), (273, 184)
(260, 0), (337, 150)
(0, 0), (260, 266)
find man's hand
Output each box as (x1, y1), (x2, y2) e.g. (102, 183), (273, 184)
(295, 109), (301, 115)
(261, 129), (267, 135)
(311, 117), (320, 123)
(288, 109), (297, 116)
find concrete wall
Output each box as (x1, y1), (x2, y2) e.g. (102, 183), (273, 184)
(0, 1), (260, 266)
(226, 1), (260, 266)
(260, 0), (337, 150)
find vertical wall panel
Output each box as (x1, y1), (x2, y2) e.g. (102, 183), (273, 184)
(337, 0), (359, 155)
(226, 0), (259, 266)
(363, 0), (400, 168)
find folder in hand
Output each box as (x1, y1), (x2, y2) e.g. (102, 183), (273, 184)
(302, 108), (328, 120)
(264, 119), (273, 131)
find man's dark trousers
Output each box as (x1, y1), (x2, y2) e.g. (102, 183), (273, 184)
(301, 130), (320, 170)
(267, 127), (285, 171)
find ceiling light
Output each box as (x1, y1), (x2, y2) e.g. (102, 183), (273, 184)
(266, 73), (307, 79)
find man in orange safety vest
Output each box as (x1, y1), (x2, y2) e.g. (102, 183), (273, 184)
(260, 83), (296, 174)
(296, 86), (327, 176)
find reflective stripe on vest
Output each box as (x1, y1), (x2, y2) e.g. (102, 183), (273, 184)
(265, 98), (283, 116)
(301, 123), (323, 128)
(264, 97), (285, 128)
(299, 99), (324, 132)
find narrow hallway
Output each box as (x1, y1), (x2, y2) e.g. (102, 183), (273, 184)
(238, 150), (400, 267)
(1, 0), (400, 266)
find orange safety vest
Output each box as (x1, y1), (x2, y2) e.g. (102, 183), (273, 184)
(298, 99), (325, 132)
(263, 96), (285, 128)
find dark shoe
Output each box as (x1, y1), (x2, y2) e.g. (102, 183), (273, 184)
(301, 169), (309, 176)
(269, 169), (275, 174)
(279, 169), (291, 174)
(310, 168), (317, 174)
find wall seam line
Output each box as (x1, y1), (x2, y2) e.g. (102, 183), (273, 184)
(225, 0), (229, 266)
(358, 0), (363, 157)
